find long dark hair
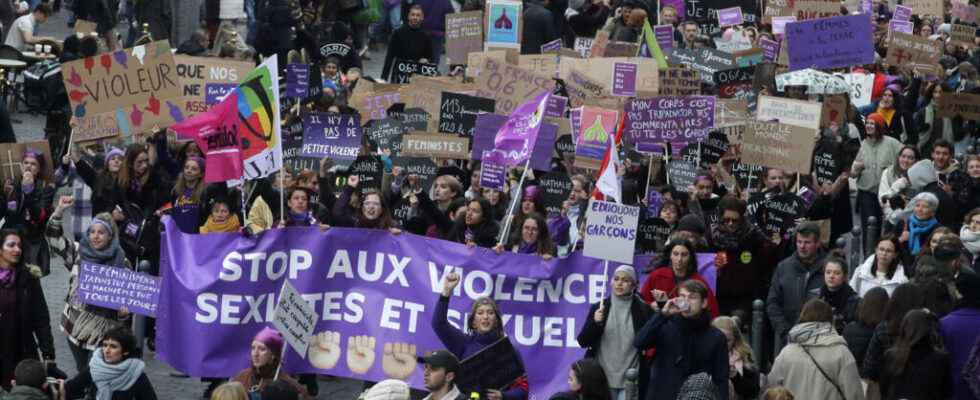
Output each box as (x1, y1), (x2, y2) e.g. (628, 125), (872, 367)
(872, 236), (902, 280)
(857, 287), (889, 327)
(659, 239), (698, 278)
(508, 212), (556, 256)
(0, 229), (24, 268)
(891, 145), (918, 181)
(884, 283), (925, 337)
(358, 189), (396, 230)
(571, 359), (612, 400)
(116, 143), (149, 188)
(885, 309), (944, 376)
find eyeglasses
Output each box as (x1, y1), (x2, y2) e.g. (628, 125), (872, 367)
(722, 217), (739, 225)
(363, 201), (381, 207)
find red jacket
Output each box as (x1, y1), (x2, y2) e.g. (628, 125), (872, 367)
(639, 266), (721, 318)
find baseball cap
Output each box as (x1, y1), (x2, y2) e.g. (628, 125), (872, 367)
(418, 350), (460, 373)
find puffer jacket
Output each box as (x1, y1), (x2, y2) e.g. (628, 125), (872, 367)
(766, 250), (828, 338)
(849, 255), (909, 297)
(768, 322), (866, 400)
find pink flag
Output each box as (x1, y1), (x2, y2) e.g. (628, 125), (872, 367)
(171, 92), (244, 183)
(493, 90), (551, 166)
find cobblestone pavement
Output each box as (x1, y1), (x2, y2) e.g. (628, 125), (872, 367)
(24, 9), (375, 400)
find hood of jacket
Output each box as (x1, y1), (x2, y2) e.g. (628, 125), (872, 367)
(787, 321), (846, 347)
(855, 254), (908, 285)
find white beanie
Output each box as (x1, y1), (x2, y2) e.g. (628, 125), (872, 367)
(360, 380), (410, 400)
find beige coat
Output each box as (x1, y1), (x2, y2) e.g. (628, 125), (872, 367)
(768, 322), (865, 400)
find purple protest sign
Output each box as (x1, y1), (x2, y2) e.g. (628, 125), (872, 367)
(479, 150), (507, 190)
(654, 25), (675, 49)
(717, 7), (743, 26)
(759, 38), (780, 62)
(473, 113), (555, 171)
(301, 112), (362, 164)
(624, 96), (716, 153)
(545, 95), (568, 118)
(893, 5), (911, 20)
(889, 19), (913, 34)
(862, 0), (872, 13)
(612, 62), (638, 97)
(286, 64), (310, 99)
(77, 262), (161, 317)
(540, 38), (563, 53)
(646, 190), (663, 217)
(493, 91), (551, 166)
(785, 15), (875, 71)
(156, 217), (685, 399)
(204, 83), (238, 105)
(772, 16), (796, 36)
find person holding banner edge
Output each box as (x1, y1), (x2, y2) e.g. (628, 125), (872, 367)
(434, 272), (528, 400)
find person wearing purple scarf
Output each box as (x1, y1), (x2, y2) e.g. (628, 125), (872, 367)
(495, 212), (556, 259)
(0, 229), (55, 391)
(279, 187), (329, 229)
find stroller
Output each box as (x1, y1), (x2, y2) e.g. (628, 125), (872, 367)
(24, 59), (72, 159)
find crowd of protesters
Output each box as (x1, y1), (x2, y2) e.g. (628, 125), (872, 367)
(0, 0), (980, 399)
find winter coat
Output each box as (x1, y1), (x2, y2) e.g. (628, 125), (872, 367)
(842, 320), (876, 373)
(639, 266), (720, 318)
(64, 370), (157, 400)
(254, 0), (296, 53)
(880, 342), (951, 400)
(766, 250), (828, 338)
(862, 321), (895, 381)
(446, 218), (501, 249)
(567, 3), (610, 38)
(381, 24), (434, 81)
(768, 322), (865, 400)
(409, 0), (454, 38)
(72, 160), (124, 217)
(633, 311), (729, 400)
(521, 0), (560, 54)
(73, 0), (117, 35)
(134, 0), (172, 42)
(577, 295), (653, 394)
(708, 223), (775, 316)
(849, 255), (909, 297)
(0, 386), (49, 400)
(0, 263), (54, 387)
(940, 307), (980, 400)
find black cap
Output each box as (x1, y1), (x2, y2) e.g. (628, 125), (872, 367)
(418, 350), (460, 373)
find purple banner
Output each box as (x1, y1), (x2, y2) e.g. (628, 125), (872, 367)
(624, 96), (715, 153)
(157, 218), (699, 398)
(785, 14), (875, 71)
(204, 83), (238, 105)
(612, 62), (638, 97)
(893, 5), (911, 20)
(759, 38), (779, 62)
(286, 64), (310, 99)
(301, 112), (362, 164)
(472, 113), (555, 171)
(78, 261), (161, 317)
(654, 25), (675, 50)
(479, 150), (507, 190)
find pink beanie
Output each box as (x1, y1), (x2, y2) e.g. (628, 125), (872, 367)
(253, 327), (284, 356)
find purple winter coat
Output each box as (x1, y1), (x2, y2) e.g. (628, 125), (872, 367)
(940, 307), (980, 400)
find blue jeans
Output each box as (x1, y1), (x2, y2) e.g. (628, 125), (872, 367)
(370, 4), (401, 40)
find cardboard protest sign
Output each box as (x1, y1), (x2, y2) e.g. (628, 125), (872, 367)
(665, 48), (735, 84)
(389, 107), (431, 131)
(740, 120), (816, 173)
(885, 32), (942, 71)
(390, 59), (440, 83)
(820, 94), (848, 129)
(564, 68), (608, 106)
(756, 95), (822, 130)
(584, 199), (640, 263)
(950, 24), (976, 47)
(772, 16), (796, 36)
(479, 150), (508, 190)
(937, 93), (980, 120)
(0, 141), (52, 183)
(714, 32), (754, 54)
(471, 114), (556, 171)
(952, 1), (977, 23)
(301, 113), (362, 165)
(486, 0), (522, 48)
(658, 67), (701, 95)
(401, 133), (470, 159)
(174, 55), (254, 114)
(793, 0), (841, 20)
(667, 159), (698, 191)
(840, 73), (873, 108)
(272, 280), (318, 356)
(438, 92), (495, 137)
(78, 262), (161, 317)
(785, 15), (875, 70)
(715, 99), (750, 126)
(74, 19), (98, 36)
(456, 337), (527, 394)
(399, 76), (475, 132)
(764, 0), (792, 22)
(605, 41), (640, 58)
(624, 96), (716, 153)
(906, 0), (944, 16)
(538, 172), (573, 214)
(446, 11), (484, 65)
(348, 155), (385, 189)
(590, 31), (611, 57)
(475, 58), (554, 114)
(466, 50), (509, 77)
(518, 54), (559, 78)
(350, 81), (401, 123)
(559, 57), (659, 94)
(365, 118), (405, 156)
(64, 41), (182, 140)
(573, 107), (618, 169)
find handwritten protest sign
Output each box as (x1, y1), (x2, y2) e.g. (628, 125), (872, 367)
(74, 19), (98, 36)
(283, 118), (319, 173)
(78, 262), (161, 317)
(584, 200), (640, 263)
(759, 38), (780, 61)
(272, 280), (319, 356)
(906, 0), (944, 16)
(952, 1), (977, 23)
(479, 150), (507, 190)
(348, 155), (385, 189)
(0, 141), (52, 183)
(64, 41), (182, 139)
(889, 20), (913, 34)
(714, 66), (755, 100)
(401, 133), (470, 159)
(820, 94), (847, 129)
(718, 7), (744, 25)
(301, 113), (362, 165)
(286, 63), (311, 99)
(559, 57), (659, 95)
(732, 160), (765, 190)
(390, 107), (430, 131)
(785, 15), (874, 70)
(756, 95), (822, 130)
(604, 41), (640, 58)
(937, 93), (980, 120)
(765, 0), (792, 22)
(399, 76), (474, 132)
(740, 120), (816, 173)
(438, 92), (495, 137)
(840, 73), (873, 108)
(390, 59), (440, 83)
(475, 58), (554, 114)
(667, 159), (698, 191)
(350, 82), (401, 122)
(538, 172), (572, 214)
(446, 11), (484, 65)
(793, 0), (841, 20)
(665, 48), (735, 84)
(70, 113), (124, 143)
(658, 68), (701, 95)
(365, 118), (405, 156)
(174, 55), (254, 114)
(655, 25), (675, 49)
(518, 54), (559, 78)
(950, 24), (975, 46)
(685, 0), (760, 35)
(624, 96), (715, 153)
(886, 32), (942, 71)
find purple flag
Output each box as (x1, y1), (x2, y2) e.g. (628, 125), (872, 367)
(493, 90), (551, 166)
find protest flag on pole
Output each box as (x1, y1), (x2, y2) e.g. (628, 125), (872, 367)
(493, 90), (552, 166)
(593, 111), (624, 203)
(170, 92), (245, 183)
(640, 19), (669, 69)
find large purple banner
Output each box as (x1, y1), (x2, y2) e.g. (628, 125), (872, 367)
(784, 14), (874, 71)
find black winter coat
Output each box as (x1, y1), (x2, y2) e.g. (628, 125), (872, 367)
(766, 250), (828, 338)
(842, 320), (875, 374)
(879, 343), (952, 400)
(862, 321), (895, 381)
(65, 370), (157, 400)
(0, 264), (55, 369)
(381, 25), (435, 81)
(633, 312), (729, 400)
(577, 295), (653, 396)
(254, 0), (296, 54)
(521, 1), (560, 54)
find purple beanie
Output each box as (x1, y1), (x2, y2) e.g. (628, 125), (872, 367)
(523, 185), (540, 201)
(104, 147), (125, 164)
(253, 327), (284, 356)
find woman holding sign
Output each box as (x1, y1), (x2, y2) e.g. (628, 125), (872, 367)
(435, 272), (529, 400)
(0, 228), (55, 392)
(47, 197), (131, 374)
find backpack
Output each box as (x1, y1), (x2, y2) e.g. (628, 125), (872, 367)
(963, 333), (980, 398)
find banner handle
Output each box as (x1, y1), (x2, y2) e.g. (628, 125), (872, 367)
(662, 144), (670, 186)
(273, 280), (288, 380)
(599, 260), (609, 301)
(497, 158), (532, 247)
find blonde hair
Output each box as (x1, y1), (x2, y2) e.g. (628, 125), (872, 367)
(763, 386), (795, 400)
(711, 316), (754, 366)
(210, 382), (248, 400)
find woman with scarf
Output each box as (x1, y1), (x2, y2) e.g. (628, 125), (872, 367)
(168, 157), (206, 234)
(961, 208), (980, 270)
(63, 327), (156, 399)
(47, 197), (131, 376)
(232, 327), (311, 400)
(577, 266), (652, 400)
(768, 299), (864, 400)
(640, 239), (720, 318)
(860, 85), (914, 143)
(496, 212), (557, 259)
(709, 195), (775, 319)
(446, 198), (500, 249)
(913, 82), (960, 153)
(900, 192), (941, 258)
(552, 175), (593, 256)
(711, 316), (760, 400)
(279, 187), (329, 228)
(0, 229), (55, 392)
(878, 146), (918, 220)
(851, 236), (909, 297)
(1, 148), (56, 275)
(818, 257), (860, 333)
(880, 309), (951, 400)
(332, 175), (401, 233)
(199, 196), (242, 234)
(435, 272), (529, 400)
(633, 279), (729, 400)
(951, 155), (980, 213)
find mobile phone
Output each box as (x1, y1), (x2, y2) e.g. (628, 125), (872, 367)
(674, 298), (690, 312)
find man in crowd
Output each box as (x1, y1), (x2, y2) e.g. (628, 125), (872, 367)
(767, 222), (827, 344)
(3, 3), (54, 50)
(382, 5), (434, 82)
(1, 360), (57, 400)
(678, 20), (698, 48)
(420, 350), (467, 400)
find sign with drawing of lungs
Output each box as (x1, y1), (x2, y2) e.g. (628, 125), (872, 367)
(63, 41), (183, 140)
(573, 106), (618, 170)
(486, 0), (522, 48)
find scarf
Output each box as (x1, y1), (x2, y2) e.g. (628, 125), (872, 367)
(288, 210), (315, 226)
(0, 267), (14, 288)
(961, 225), (980, 256)
(79, 234), (127, 267)
(710, 220), (752, 250)
(598, 295), (636, 388)
(89, 348), (146, 400)
(201, 214), (242, 234)
(517, 240), (538, 254)
(909, 214), (938, 254)
(819, 284), (853, 315)
(787, 321), (836, 345)
(876, 106), (896, 126)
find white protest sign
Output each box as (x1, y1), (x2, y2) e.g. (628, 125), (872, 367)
(838, 73), (874, 108)
(583, 199), (640, 264)
(272, 280), (319, 357)
(756, 95), (822, 131)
